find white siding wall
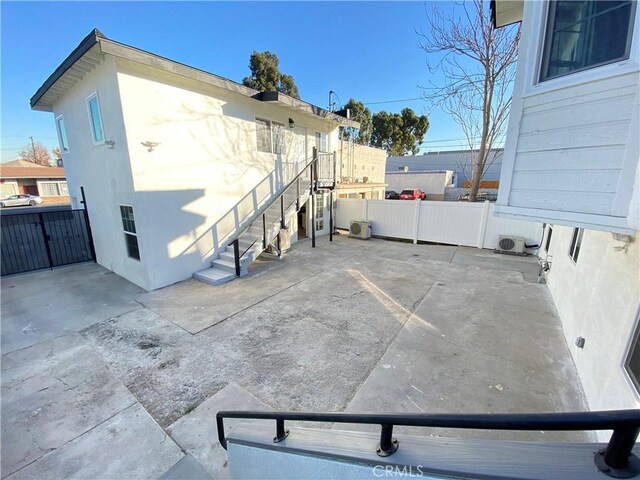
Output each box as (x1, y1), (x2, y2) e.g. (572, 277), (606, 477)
(545, 226), (640, 439)
(496, 1), (640, 233)
(115, 58), (338, 289)
(336, 199), (542, 249)
(385, 171), (453, 197)
(51, 56), (151, 289)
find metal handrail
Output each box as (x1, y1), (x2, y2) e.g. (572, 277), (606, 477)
(229, 152), (332, 272)
(216, 409), (640, 477)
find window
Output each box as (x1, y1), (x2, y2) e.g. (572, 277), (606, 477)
(56, 115), (69, 153)
(315, 132), (327, 153)
(87, 93), (105, 144)
(256, 118), (286, 155)
(540, 1), (636, 81)
(625, 309), (640, 394)
(568, 227), (584, 263)
(545, 226), (554, 252)
(120, 205), (140, 260)
(39, 181), (68, 197)
(315, 192), (324, 231)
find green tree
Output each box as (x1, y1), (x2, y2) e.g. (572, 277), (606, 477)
(242, 51), (300, 99)
(371, 108), (429, 156)
(340, 98), (373, 145)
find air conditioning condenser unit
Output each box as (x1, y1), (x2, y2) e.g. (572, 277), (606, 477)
(497, 235), (526, 254)
(349, 220), (372, 240)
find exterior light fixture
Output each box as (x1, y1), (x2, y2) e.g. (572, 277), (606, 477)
(289, 118), (295, 129)
(141, 141), (160, 152)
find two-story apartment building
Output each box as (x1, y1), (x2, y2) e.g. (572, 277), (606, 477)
(32, 29), (357, 291)
(493, 0), (639, 432)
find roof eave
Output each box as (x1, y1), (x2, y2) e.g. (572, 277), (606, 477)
(490, 0), (524, 28)
(255, 91), (360, 128)
(30, 29), (104, 111)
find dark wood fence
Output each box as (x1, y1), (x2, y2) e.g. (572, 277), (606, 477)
(1, 208), (95, 276)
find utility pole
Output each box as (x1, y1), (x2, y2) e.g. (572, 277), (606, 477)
(29, 136), (37, 163)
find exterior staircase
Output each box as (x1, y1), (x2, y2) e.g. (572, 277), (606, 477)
(194, 152), (332, 286)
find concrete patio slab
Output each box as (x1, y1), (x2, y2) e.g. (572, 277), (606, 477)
(1, 334), (137, 477)
(1, 234), (589, 476)
(1, 263), (144, 353)
(138, 239), (361, 334)
(83, 252), (432, 426)
(167, 382), (271, 479)
(6, 403), (183, 480)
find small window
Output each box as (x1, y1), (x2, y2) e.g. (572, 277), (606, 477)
(56, 115), (69, 153)
(87, 93), (105, 144)
(272, 122), (286, 155)
(256, 118), (272, 153)
(540, 1), (636, 81)
(625, 309), (640, 394)
(256, 118), (287, 155)
(315, 192), (325, 231)
(120, 205), (140, 260)
(315, 132), (327, 153)
(545, 226), (554, 252)
(569, 227), (584, 263)
(39, 181), (68, 197)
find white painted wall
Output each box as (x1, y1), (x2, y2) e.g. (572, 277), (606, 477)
(385, 171), (453, 197)
(115, 58), (339, 289)
(336, 199), (542, 249)
(545, 225), (640, 438)
(50, 56), (151, 289)
(496, 1), (640, 234)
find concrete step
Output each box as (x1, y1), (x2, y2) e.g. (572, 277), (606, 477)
(219, 249), (256, 264)
(212, 258), (250, 276)
(193, 267), (235, 286)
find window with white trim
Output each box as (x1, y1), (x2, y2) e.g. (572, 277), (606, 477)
(39, 181), (68, 197)
(540, 1), (636, 82)
(87, 93), (105, 144)
(56, 115), (69, 153)
(315, 132), (327, 153)
(568, 227), (584, 263)
(255, 118), (286, 155)
(120, 205), (140, 260)
(315, 192), (325, 231)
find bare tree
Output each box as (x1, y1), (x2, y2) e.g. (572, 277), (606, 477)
(418, 0), (520, 201)
(19, 140), (51, 166)
(51, 147), (62, 161)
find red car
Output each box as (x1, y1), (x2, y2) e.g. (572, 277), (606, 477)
(399, 189), (426, 200)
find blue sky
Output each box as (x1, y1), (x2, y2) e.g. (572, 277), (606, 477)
(1, 1), (471, 162)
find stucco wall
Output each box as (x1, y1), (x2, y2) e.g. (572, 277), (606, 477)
(337, 143), (386, 184)
(51, 56), (150, 289)
(546, 225), (640, 432)
(115, 58), (339, 289)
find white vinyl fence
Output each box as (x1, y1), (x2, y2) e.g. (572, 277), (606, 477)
(336, 199), (542, 249)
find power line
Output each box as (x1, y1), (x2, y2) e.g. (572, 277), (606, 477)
(362, 97), (423, 105)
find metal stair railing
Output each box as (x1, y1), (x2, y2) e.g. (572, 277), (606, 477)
(229, 150), (332, 276)
(216, 409), (640, 478)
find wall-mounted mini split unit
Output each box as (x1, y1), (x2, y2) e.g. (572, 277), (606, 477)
(497, 235), (526, 254)
(349, 220), (372, 240)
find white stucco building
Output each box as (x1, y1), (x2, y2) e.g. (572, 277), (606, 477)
(493, 0), (640, 430)
(32, 29), (357, 291)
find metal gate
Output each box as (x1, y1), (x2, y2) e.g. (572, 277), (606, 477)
(1, 208), (95, 276)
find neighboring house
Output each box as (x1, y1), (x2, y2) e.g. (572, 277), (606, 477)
(493, 0), (639, 434)
(0, 159), (69, 203)
(387, 149), (503, 188)
(31, 29), (357, 291)
(336, 142), (387, 199)
(384, 170), (454, 200)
